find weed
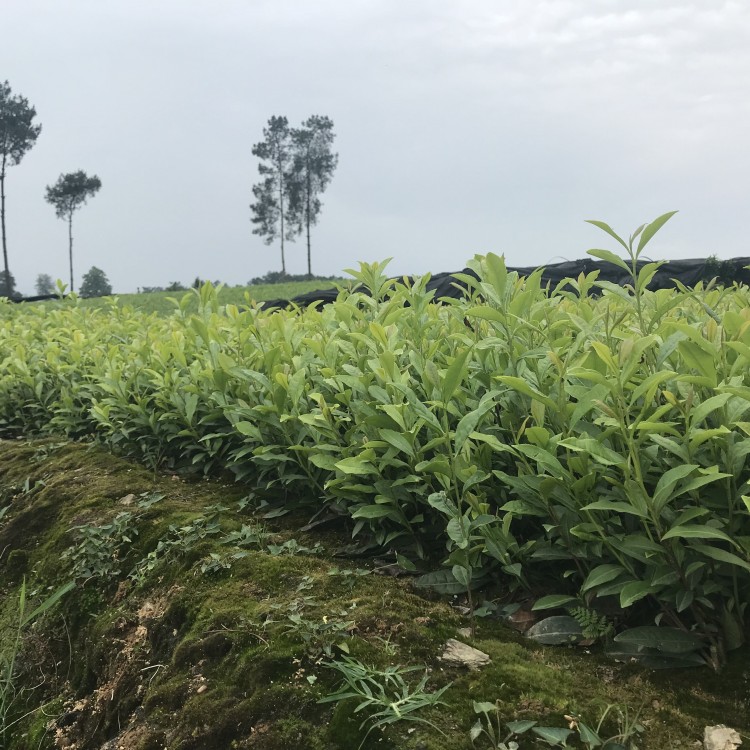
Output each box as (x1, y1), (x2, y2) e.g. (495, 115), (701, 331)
(199, 551), (248, 575)
(319, 656), (451, 748)
(130, 514), (221, 582)
(0, 579), (74, 743)
(470, 699), (645, 749)
(220, 521), (270, 549)
(136, 491), (164, 509)
(62, 511), (136, 582)
(266, 539), (324, 556)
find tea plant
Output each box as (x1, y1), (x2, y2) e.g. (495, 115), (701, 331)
(2, 213), (750, 661)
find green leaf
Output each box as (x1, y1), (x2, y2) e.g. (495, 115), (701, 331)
(587, 247), (630, 272)
(465, 306), (504, 323)
(451, 564), (472, 588)
(484, 252), (509, 298)
(582, 564), (627, 592)
(652, 464), (700, 511)
(454, 393), (497, 453)
(558, 437), (624, 467)
(496, 376), (556, 409)
(507, 719), (537, 734)
(629, 370), (677, 406)
(442, 347), (471, 404)
(585, 220), (629, 251)
(690, 392), (732, 426)
(531, 594), (579, 611)
(21, 581), (75, 627)
(532, 726), (575, 744)
(414, 569), (470, 594)
(351, 505), (396, 519)
(636, 211), (678, 254)
(581, 500), (649, 519)
(614, 626), (704, 654)
(379, 428), (414, 457)
(605, 641), (705, 669)
(235, 420), (261, 438)
(578, 722), (602, 747)
(334, 456), (377, 476)
(661, 524), (734, 545)
(427, 491), (456, 516)
(691, 543), (750, 572)
(526, 616), (583, 645)
(619, 581), (655, 608)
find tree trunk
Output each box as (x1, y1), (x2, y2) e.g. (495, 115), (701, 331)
(0, 155), (8, 293)
(278, 158), (286, 276)
(306, 170), (312, 279)
(68, 212), (74, 292)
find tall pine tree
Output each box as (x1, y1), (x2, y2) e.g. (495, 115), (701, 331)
(288, 116), (338, 278)
(250, 116), (294, 275)
(0, 81), (42, 297)
(44, 171), (102, 292)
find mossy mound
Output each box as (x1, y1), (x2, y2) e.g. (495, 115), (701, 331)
(0, 439), (748, 750)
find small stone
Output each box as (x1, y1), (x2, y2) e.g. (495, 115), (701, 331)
(704, 725), (742, 750)
(440, 639), (490, 670)
(119, 493), (135, 505)
(196, 684), (207, 694)
(457, 627), (473, 638)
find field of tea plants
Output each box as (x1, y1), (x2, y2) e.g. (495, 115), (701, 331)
(1, 216), (750, 671)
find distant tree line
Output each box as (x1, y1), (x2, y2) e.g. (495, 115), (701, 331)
(250, 115), (338, 278)
(0, 80), (103, 298)
(247, 270), (342, 285)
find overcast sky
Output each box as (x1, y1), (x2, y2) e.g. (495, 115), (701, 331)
(3, 0), (750, 295)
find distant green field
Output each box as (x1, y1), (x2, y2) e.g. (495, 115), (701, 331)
(76, 279), (347, 315)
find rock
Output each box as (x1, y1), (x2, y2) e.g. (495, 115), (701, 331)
(704, 725), (742, 750)
(457, 627), (473, 638)
(440, 639), (490, 670)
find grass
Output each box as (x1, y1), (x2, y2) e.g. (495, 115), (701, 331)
(75, 279), (348, 315)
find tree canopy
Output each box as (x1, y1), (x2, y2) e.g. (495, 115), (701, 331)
(35, 273), (55, 296)
(0, 81), (42, 297)
(287, 115), (338, 277)
(79, 266), (112, 298)
(45, 170), (102, 292)
(250, 116), (295, 275)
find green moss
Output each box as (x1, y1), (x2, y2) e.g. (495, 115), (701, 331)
(1, 438), (749, 750)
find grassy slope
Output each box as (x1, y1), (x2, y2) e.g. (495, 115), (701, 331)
(76, 280), (347, 315)
(0, 439), (748, 750)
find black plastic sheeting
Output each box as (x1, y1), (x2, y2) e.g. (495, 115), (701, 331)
(259, 256), (750, 311)
(10, 257), (750, 308)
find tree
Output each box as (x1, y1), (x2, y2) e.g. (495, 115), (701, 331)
(79, 266), (112, 298)
(288, 116), (338, 278)
(35, 273), (55, 295)
(0, 81), (42, 293)
(44, 171), (101, 292)
(0, 269), (19, 300)
(250, 116), (295, 275)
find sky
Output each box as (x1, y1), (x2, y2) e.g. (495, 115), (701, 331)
(2, 0), (750, 295)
